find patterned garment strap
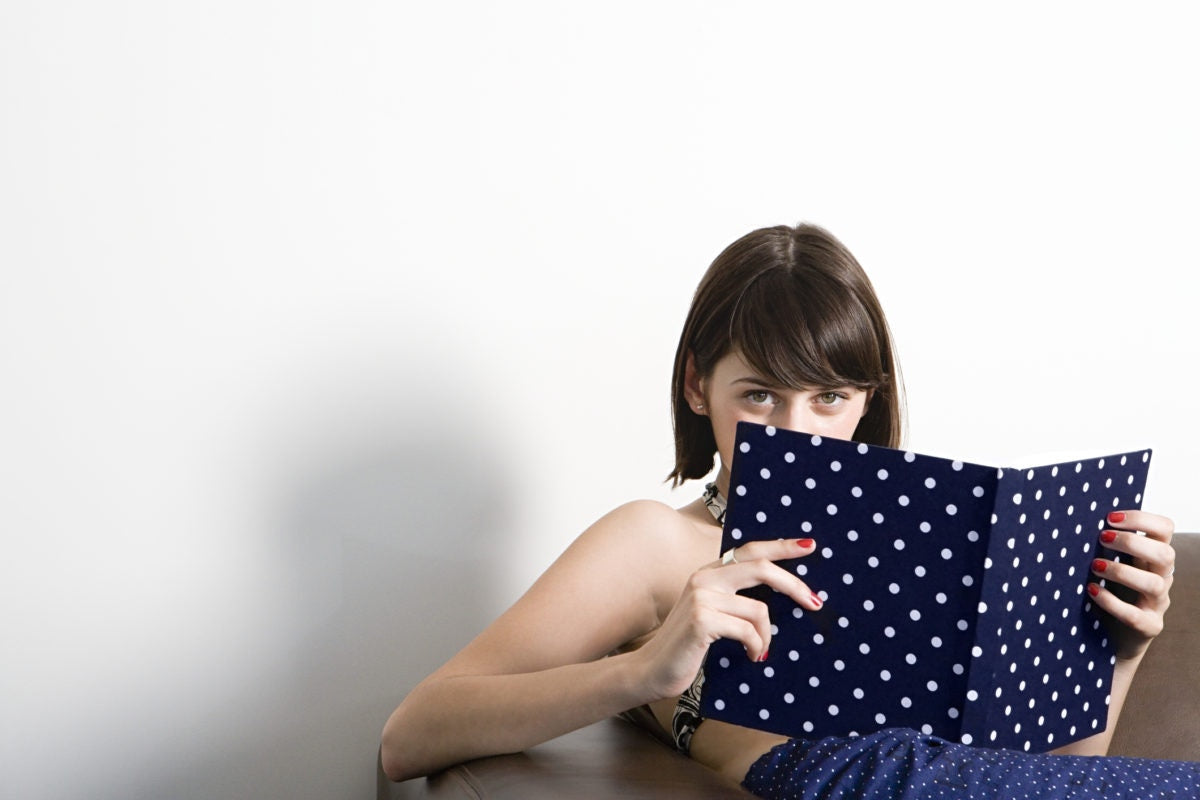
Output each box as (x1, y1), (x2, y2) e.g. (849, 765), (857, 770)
(672, 668), (706, 754)
(702, 482), (726, 526)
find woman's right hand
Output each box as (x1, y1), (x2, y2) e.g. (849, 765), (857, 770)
(381, 501), (815, 781)
(632, 537), (823, 700)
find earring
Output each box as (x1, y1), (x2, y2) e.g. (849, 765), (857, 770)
(695, 403), (705, 411)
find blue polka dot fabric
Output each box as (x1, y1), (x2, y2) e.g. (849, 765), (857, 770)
(741, 728), (1200, 799)
(700, 422), (1151, 752)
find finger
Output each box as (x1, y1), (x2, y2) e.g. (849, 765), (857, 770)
(702, 558), (825, 611)
(696, 589), (778, 660)
(1090, 557), (1170, 604)
(693, 603), (770, 662)
(1098, 528), (1176, 576)
(1087, 583), (1165, 639)
(1106, 510), (1175, 544)
(710, 537), (816, 569)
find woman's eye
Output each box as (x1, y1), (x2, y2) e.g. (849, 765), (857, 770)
(817, 392), (845, 406)
(746, 390), (774, 404)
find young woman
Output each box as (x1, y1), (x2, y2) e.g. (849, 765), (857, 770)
(382, 224), (1195, 798)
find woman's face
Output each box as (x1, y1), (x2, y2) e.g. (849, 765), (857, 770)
(689, 350), (871, 494)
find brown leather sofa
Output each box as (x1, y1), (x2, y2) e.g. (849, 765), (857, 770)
(379, 534), (1200, 799)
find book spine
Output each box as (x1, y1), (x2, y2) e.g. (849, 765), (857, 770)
(957, 467), (1007, 746)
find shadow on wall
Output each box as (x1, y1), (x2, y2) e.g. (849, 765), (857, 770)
(135, 385), (514, 800)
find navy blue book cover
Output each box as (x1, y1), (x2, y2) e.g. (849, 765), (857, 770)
(699, 422), (1151, 752)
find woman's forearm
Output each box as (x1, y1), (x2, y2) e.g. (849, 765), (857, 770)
(380, 650), (651, 782)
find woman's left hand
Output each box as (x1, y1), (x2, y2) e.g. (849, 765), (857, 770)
(1087, 509), (1175, 661)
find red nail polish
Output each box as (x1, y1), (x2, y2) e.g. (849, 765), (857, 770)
(797, 538), (815, 549)
(759, 649), (769, 662)
(1092, 559), (1107, 573)
(1100, 530), (1118, 544)
(810, 591), (823, 608)
(1087, 583), (1101, 597)
(1108, 511), (1126, 524)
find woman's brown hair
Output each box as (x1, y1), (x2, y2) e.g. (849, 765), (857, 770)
(668, 223), (904, 486)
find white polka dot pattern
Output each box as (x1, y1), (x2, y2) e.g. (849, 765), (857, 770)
(700, 422), (1151, 752)
(742, 728), (1200, 799)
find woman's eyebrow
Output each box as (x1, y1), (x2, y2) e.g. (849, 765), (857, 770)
(730, 376), (788, 389)
(731, 376), (862, 392)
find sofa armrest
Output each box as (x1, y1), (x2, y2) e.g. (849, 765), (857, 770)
(378, 715), (756, 800)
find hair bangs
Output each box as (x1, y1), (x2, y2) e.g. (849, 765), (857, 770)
(669, 222), (904, 486)
(729, 269), (886, 392)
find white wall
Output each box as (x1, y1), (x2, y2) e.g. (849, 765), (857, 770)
(3, 3), (1197, 798)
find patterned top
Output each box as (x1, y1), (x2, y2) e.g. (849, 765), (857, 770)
(702, 481), (727, 526)
(671, 482), (727, 753)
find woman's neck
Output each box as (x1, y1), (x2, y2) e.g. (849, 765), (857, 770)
(713, 464), (731, 500)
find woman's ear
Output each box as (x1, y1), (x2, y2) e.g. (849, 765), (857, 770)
(683, 351), (707, 415)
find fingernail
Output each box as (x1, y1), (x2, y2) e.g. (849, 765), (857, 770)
(1108, 511), (1126, 524)
(758, 649), (769, 662)
(797, 538), (815, 549)
(810, 591), (823, 608)
(1092, 559), (1107, 573)
(1100, 530), (1118, 544)
(1087, 583), (1101, 597)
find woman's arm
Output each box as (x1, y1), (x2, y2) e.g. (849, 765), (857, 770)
(380, 500), (820, 781)
(383, 648), (652, 780)
(1049, 509), (1175, 756)
(380, 501), (671, 780)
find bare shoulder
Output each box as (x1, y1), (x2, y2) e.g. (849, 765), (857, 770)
(588, 498), (699, 542)
(576, 498), (718, 573)
(513, 497), (719, 637)
(566, 498), (721, 615)
(426, 497), (714, 677)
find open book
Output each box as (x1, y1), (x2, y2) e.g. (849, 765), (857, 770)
(698, 422), (1151, 752)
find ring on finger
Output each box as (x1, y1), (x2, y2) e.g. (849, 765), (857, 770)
(721, 547), (739, 566)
